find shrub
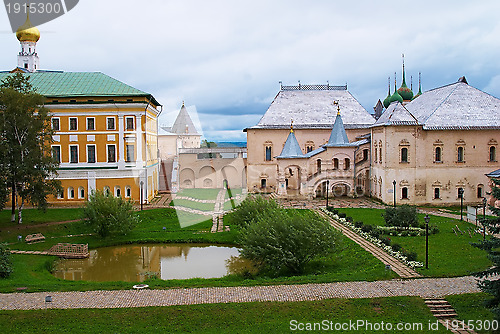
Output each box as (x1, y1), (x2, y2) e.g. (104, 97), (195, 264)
(0, 243), (13, 278)
(354, 221), (364, 228)
(404, 251), (418, 262)
(338, 212), (347, 219)
(361, 224), (373, 233)
(326, 206), (335, 212)
(231, 195), (281, 228)
(392, 243), (402, 252)
(381, 237), (391, 246)
(369, 228), (382, 239)
(383, 205), (418, 229)
(238, 209), (339, 275)
(83, 190), (139, 238)
(346, 216), (353, 223)
(331, 209), (339, 215)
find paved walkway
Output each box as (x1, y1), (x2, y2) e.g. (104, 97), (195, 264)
(0, 276), (480, 310)
(316, 209), (421, 278)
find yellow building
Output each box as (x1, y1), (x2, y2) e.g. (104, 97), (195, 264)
(1, 17), (162, 204)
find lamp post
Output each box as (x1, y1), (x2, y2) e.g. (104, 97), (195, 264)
(393, 180), (396, 207)
(483, 197), (487, 241)
(140, 181), (144, 211)
(326, 179), (330, 209)
(458, 188), (464, 221)
(424, 214), (430, 269)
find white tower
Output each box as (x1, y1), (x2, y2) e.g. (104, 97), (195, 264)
(16, 14), (40, 72)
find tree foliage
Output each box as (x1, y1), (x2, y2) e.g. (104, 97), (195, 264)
(383, 205), (418, 229)
(0, 73), (60, 222)
(472, 178), (500, 320)
(0, 243), (13, 278)
(231, 195), (281, 228)
(237, 200), (339, 275)
(83, 190), (139, 238)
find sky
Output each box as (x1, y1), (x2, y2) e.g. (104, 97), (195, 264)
(2, 0), (500, 141)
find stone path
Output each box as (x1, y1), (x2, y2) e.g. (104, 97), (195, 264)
(315, 209), (421, 279)
(0, 276), (480, 310)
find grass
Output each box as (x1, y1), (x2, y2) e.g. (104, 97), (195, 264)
(176, 188), (221, 200)
(446, 293), (498, 333)
(171, 199), (215, 211)
(334, 208), (492, 277)
(0, 296), (450, 333)
(0, 208), (84, 228)
(0, 207), (396, 293)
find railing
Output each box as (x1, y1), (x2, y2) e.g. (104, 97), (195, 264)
(48, 243), (89, 259)
(280, 83), (347, 91)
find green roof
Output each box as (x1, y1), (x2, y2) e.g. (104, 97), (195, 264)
(0, 71), (161, 106)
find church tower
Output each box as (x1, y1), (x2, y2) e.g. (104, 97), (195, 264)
(16, 13), (40, 72)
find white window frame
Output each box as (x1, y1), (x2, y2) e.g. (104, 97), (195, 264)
(51, 145), (61, 163)
(51, 117), (60, 131)
(114, 186), (121, 198)
(106, 117), (116, 130)
(69, 117), (78, 131)
(86, 144), (96, 163)
(126, 144), (135, 162)
(107, 144), (116, 163)
(125, 186), (131, 198)
(125, 117), (134, 131)
(69, 145), (79, 164)
(57, 188), (64, 199)
(68, 187), (75, 199)
(86, 117), (95, 130)
(78, 186), (85, 199)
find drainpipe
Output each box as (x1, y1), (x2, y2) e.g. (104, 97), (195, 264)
(353, 146), (360, 197)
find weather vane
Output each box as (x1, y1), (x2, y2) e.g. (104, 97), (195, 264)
(333, 100), (340, 115)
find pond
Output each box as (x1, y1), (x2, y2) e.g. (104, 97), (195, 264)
(53, 244), (241, 282)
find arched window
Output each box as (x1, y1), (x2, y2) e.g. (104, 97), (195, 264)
(457, 147), (464, 162)
(401, 147), (408, 163)
(125, 186), (131, 198)
(477, 185), (484, 198)
(265, 146), (272, 161)
(374, 145), (378, 162)
(490, 146), (496, 162)
(333, 158), (339, 169)
(68, 187), (75, 199)
(401, 187), (408, 199)
(261, 179), (267, 188)
(57, 188), (64, 199)
(435, 147), (442, 162)
(104, 186), (110, 196)
(379, 147), (382, 163)
(344, 158), (350, 170)
(316, 159), (321, 173)
(78, 187), (85, 199)
(115, 186), (121, 198)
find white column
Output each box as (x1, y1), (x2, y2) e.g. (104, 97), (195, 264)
(136, 115), (143, 166)
(118, 115), (125, 169)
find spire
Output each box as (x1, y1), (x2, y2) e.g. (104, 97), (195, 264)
(383, 76), (392, 108)
(390, 73), (403, 104)
(397, 55), (414, 101)
(290, 119), (294, 133)
(277, 129), (304, 158)
(412, 72), (423, 100)
(16, 8), (40, 72)
(171, 103), (199, 135)
(326, 104), (349, 146)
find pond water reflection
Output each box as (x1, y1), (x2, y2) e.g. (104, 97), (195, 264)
(53, 244), (240, 282)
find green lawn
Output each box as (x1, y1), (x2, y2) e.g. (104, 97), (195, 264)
(335, 208), (492, 277)
(176, 188), (221, 200)
(171, 199), (215, 211)
(0, 208), (84, 228)
(0, 296), (450, 333)
(446, 293), (497, 334)
(0, 207), (396, 293)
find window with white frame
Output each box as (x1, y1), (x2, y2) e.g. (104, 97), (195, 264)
(78, 186), (85, 199)
(51, 118), (60, 131)
(52, 146), (61, 163)
(107, 117), (116, 130)
(126, 117), (134, 130)
(107, 145), (116, 163)
(69, 117), (78, 131)
(68, 187), (75, 199)
(125, 186), (131, 198)
(103, 186), (110, 196)
(86, 117), (95, 130)
(69, 145), (78, 163)
(87, 145), (96, 163)
(126, 144), (134, 162)
(115, 186), (121, 198)
(57, 188), (64, 199)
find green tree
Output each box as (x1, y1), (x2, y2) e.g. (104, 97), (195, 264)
(472, 178), (500, 320)
(383, 205), (418, 229)
(238, 205), (339, 275)
(0, 243), (13, 278)
(231, 195), (281, 228)
(83, 190), (139, 238)
(0, 73), (60, 223)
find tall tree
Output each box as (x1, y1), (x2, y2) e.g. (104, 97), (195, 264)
(0, 73), (60, 223)
(472, 178), (500, 320)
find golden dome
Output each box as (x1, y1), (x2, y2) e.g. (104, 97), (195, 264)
(16, 16), (40, 42)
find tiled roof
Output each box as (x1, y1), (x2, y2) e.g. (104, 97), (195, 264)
(486, 168), (500, 178)
(0, 71), (160, 106)
(405, 80), (500, 130)
(171, 104), (199, 135)
(373, 102), (419, 127)
(249, 88), (375, 130)
(325, 114), (354, 147)
(277, 130), (305, 159)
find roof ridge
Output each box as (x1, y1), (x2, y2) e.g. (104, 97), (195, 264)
(422, 83), (460, 124)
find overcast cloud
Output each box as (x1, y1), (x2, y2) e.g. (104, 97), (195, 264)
(2, 0), (500, 141)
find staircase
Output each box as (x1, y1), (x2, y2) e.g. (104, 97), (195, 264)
(424, 298), (476, 334)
